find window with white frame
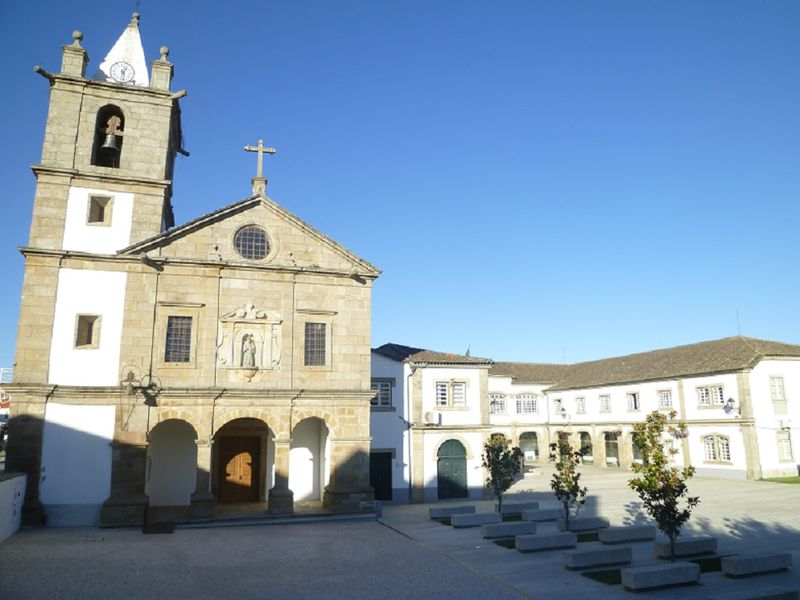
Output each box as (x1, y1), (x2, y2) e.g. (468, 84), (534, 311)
(771, 376), (787, 415)
(627, 392), (640, 411)
(553, 398), (563, 415)
(658, 390), (673, 409)
(489, 394), (506, 414)
(371, 379), (393, 407)
(777, 431), (793, 461)
(600, 395), (611, 413)
(703, 434), (731, 463)
(575, 397), (586, 414)
(435, 381), (467, 408)
(516, 394), (538, 414)
(697, 385), (725, 407)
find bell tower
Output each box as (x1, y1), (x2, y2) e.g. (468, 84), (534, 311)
(28, 13), (185, 252)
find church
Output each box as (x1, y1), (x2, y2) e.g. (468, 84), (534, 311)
(7, 15), (379, 526)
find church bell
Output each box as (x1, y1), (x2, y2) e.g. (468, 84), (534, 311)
(100, 134), (119, 152)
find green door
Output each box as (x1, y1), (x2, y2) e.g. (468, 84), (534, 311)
(437, 439), (467, 499)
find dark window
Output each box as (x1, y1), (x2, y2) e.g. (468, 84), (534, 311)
(304, 322), (326, 366)
(88, 196), (112, 225)
(75, 315), (100, 348)
(234, 225), (269, 260)
(165, 316), (192, 363)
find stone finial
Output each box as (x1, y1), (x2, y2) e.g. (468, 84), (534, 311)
(72, 30), (83, 47)
(159, 46), (170, 62)
(131, 12), (140, 27)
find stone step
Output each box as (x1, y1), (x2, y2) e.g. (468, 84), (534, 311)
(564, 546), (632, 569)
(599, 525), (656, 544)
(722, 553), (793, 578)
(557, 516), (610, 532)
(655, 535), (716, 558)
(481, 521), (537, 539)
(428, 505), (476, 519)
(515, 532), (577, 552)
(494, 501), (539, 515)
(522, 508), (562, 522)
(451, 512), (502, 528)
(707, 586), (799, 600)
(621, 561), (701, 591)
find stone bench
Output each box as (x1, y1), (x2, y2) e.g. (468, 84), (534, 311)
(429, 505), (475, 519)
(621, 562), (700, 591)
(599, 525), (656, 544)
(557, 516), (610, 532)
(655, 535), (716, 558)
(722, 553), (793, 578)
(451, 512), (502, 528)
(564, 546), (632, 569)
(522, 508), (562, 522)
(515, 532), (577, 552)
(495, 501), (539, 515)
(481, 521), (537, 539)
(707, 586), (800, 600)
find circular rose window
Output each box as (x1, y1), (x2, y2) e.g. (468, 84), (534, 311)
(233, 224), (269, 260)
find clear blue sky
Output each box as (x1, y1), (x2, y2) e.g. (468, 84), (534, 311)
(1, 1), (798, 369)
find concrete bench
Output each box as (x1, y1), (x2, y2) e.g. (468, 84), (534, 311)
(621, 561), (700, 591)
(495, 501), (539, 515)
(522, 508), (562, 522)
(481, 521), (537, 539)
(722, 553), (793, 578)
(557, 516), (610, 532)
(515, 532), (577, 552)
(599, 525), (656, 544)
(707, 586), (800, 600)
(451, 512), (502, 528)
(429, 505), (475, 519)
(655, 535), (716, 558)
(564, 546), (632, 569)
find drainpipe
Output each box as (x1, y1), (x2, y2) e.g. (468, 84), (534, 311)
(405, 364), (417, 503)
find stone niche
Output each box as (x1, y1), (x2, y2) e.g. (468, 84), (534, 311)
(216, 304), (282, 375)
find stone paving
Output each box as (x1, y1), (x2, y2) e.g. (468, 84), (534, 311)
(379, 466), (800, 599)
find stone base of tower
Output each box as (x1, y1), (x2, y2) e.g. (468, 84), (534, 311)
(323, 486), (375, 513)
(99, 495), (148, 527)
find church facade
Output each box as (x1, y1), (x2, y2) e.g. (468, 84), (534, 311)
(7, 15), (379, 526)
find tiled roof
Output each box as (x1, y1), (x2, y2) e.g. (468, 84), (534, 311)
(490, 362), (567, 384)
(372, 343), (493, 366)
(547, 336), (800, 391)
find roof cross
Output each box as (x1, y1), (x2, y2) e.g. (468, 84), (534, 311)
(243, 138), (277, 179)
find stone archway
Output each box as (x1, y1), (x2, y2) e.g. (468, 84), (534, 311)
(519, 432), (539, 467)
(289, 417), (330, 502)
(146, 419), (198, 507)
(213, 418), (272, 503)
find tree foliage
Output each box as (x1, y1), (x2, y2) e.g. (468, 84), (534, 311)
(482, 435), (523, 512)
(628, 410), (700, 562)
(549, 438), (588, 530)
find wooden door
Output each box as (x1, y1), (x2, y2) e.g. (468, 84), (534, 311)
(219, 436), (261, 503)
(437, 439), (467, 499)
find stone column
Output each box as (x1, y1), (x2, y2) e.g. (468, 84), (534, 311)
(99, 438), (149, 527)
(5, 395), (46, 524)
(322, 439), (374, 512)
(268, 439), (293, 515)
(190, 439), (214, 518)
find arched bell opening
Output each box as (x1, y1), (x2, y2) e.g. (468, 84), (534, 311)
(92, 105), (125, 168)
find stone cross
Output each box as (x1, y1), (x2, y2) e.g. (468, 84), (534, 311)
(243, 139), (276, 179)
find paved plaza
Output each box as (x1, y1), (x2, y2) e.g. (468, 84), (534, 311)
(0, 468), (797, 599)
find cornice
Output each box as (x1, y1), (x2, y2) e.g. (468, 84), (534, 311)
(30, 164), (172, 190)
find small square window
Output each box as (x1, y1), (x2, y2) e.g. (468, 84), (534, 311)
(75, 315), (100, 348)
(87, 195), (113, 225)
(658, 390), (673, 409)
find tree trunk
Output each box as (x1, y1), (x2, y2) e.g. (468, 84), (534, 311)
(669, 535), (676, 563)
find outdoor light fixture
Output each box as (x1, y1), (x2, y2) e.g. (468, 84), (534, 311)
(724, 397), (740, 417)
(121, 371), (161, 404)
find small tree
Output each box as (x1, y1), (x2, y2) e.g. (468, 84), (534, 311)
(628, 410), (700, 562)
(482, 435), (523, 513)
(549, 438), (588, 531)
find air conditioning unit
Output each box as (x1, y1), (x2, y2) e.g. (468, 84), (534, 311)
(780, 418), (792, 430)
(423, 411), (438, 425)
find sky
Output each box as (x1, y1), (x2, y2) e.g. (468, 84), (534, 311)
(0, 0), (798, 370)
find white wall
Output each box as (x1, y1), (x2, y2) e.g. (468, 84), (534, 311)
(750, 359), (800, 476)
(369, 353), (409, 499)
(146, 420), (197, 506)
(421, 366), (483, 426)
(40, 403), (115, 526)
(422, 431), (485, 502)
(48, 268), (127, 386)
(62, 186), (134, 253)
(0, 474), (26, 542)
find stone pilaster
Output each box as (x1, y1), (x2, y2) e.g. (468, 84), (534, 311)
(4, 391), (46, 524)
(410, 428), (426, 502)
(190, 439), (214, 518)
(268, 439), (293, 514)
(322, 439), (374, 512)
(99, 439), (149, 526)
(737, 371), (762, 479)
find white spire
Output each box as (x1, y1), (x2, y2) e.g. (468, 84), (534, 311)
(94, 13), (149, 86)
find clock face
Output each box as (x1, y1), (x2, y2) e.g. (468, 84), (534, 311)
(109, 61), (134, 83)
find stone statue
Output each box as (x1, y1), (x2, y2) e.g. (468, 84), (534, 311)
(241, 335), (256, 368)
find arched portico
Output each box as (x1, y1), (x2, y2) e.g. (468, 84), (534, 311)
(146, 419), (197, 507)
(289, 417), (330, 502)
(212, 418), (273, 504)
